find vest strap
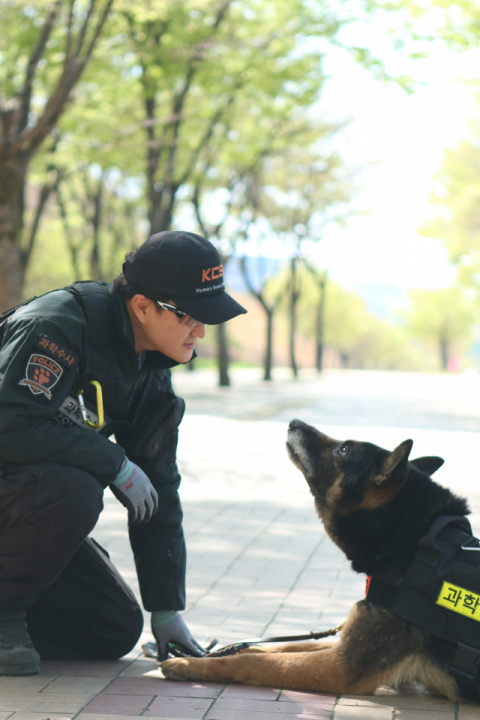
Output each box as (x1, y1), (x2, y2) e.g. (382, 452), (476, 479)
(70, 281), (114, 346)
(451, 639), (480, 700)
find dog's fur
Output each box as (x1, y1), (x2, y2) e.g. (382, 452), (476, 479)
(162, 419), (471, 699)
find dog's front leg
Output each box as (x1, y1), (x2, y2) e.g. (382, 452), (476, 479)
(240, 640), (337, 654)
(162, 646), (379, 694)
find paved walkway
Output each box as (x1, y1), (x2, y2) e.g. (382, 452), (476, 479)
(2, 369), (480, 720)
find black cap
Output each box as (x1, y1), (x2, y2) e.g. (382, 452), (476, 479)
(123, 231), (247, 325)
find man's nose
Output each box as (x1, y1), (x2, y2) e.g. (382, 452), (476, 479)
(193, 323), (207, 339)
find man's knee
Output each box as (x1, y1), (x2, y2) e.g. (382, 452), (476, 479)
(34, 464), (104, 533)
(104, 604), (144, 660)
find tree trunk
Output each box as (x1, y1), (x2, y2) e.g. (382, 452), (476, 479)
(217, 322), (230, 386)
(440, 337), (449, 370)
(289, 258), (298, 378)
(316, 273), (327, 373)
(264, 308), (274, 381)
(0, 157), (29, 313)
(90, 175), (103, 280)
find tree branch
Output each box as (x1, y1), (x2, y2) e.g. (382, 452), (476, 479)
(160, 0), (234, 190)
(74, 0), (97, 58)
(21, 168), (60, 266)
(192, 184), (209, 238)
(19, 0), (63, 135)
(83, 0), (114, 61)
(178, 89), (238, 189)
(65, 0), (76, 61)
(12, 0), (114, 156)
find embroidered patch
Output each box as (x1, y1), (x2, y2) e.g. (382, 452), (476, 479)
(35, 335), (77, 368)
(19, 354), (63, 400)
(436, 580), (480, 621)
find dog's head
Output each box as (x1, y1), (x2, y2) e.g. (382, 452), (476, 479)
(287, 418), (447, 542)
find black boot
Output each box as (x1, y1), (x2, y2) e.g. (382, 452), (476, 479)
(0, 612), (41, 675)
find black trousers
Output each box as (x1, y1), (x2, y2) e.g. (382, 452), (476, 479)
(0, 462), (143, 660)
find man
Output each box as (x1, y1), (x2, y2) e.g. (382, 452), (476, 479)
(0, 230), (246, 675)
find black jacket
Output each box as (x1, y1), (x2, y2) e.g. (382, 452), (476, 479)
(0, 281), (187, 611)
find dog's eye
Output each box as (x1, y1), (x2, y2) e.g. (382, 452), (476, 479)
(337, 445), (347, 455)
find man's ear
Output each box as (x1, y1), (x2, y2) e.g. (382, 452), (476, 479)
(131, 294), (153, 323)
(374, 439), (413, 487)
(411, 456), (444, 476)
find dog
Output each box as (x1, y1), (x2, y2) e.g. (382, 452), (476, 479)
(162, 418), (472, 699)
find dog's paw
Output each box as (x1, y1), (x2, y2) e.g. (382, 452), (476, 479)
(161, 658), (188, 680)
(162, 658), (202, 681)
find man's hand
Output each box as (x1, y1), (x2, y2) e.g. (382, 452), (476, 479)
(151, 611), (205, 661)
(110, 458), (158, 524)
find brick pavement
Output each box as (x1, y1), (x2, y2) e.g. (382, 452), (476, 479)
(2, 369), (480, 719)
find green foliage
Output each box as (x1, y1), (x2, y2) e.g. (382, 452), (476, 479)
(403, 285), (478, 348)
(115, 0), (343, 234)
(24, 217), (75, 297)
(275, 266), (422, 369)
(257, 140), (355, 247)
(402, 284), (478, 370)
(396, 0), (480, 49)
(420, 128), (480, 291)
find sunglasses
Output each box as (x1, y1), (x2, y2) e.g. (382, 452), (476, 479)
(155, 301), (204, 328)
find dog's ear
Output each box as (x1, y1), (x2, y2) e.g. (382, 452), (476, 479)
(375, 439), (413, 487)
(410, 456), (444, 476)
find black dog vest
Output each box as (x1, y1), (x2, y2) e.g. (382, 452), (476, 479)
(366, 515), (480, 700)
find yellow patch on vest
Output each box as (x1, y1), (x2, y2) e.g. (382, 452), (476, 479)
(436, 581), (480, 621)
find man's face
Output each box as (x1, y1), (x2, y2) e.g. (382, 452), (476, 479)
(128, 296), (207, 362)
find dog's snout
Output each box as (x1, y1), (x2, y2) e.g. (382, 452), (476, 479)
(289, 418), (304, 430)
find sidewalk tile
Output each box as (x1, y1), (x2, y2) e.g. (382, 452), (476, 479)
(280, 691), (337, 705)
(333, 707), (393, 720)
(0, 693), (95, 705)
(144, 697), (212, 718)
(395, 711), (456, 719)
(41, 661), (132, 677)
(337, 697), (395, 708)
(0, 715), (12, 720)
(386, 696), (455, 711)
(338, 694), (454, 711)
(42, 677), (112, 694)
(103, 678), (222, 698)
(80, 693), (153, 715)
(458, 698), (480, 716)
(0, 702), (86, 713)
(81, 716), (201, 720)
(209, 698), (332, 714)
(117, 660), (161, 679)
(218, 685), (280, 700)
(0, 677), (57, 691)
(8, 715), (75, 720)
(206, 711), (328, 720)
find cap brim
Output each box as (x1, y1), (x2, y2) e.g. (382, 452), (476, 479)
(168, 291), (247, 325)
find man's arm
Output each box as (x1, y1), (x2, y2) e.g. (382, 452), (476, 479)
(0, 312), (124, 487)
(117, 370), (186, 611)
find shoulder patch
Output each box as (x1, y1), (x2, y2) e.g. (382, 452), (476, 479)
(35, 335), (77, 368)
(19, 354), (64, 400)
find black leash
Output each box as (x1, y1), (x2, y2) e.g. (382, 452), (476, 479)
(142, 623), (345, 660)
(206, 624), (344, 658)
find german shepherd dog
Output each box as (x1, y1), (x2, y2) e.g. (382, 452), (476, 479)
(162, 419), (471, 699)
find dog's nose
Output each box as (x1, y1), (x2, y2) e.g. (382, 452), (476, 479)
(289, 418), (304, 430)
